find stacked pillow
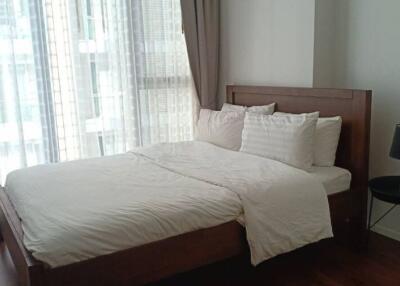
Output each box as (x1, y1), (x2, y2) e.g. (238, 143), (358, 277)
(195, 103), (275, 150)
(273, 112), (342, 167)
(194, 103), (342, 171)
(195, 109), (245, 151)
(221, 102), (276, 115)
(240, 112), (318, 171)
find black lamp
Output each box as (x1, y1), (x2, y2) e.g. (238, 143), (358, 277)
(390, 124), (400, 159)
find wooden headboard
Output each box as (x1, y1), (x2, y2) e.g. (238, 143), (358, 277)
(226, 85), (372, 198)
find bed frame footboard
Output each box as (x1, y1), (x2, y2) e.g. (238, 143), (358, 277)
(0, 187), (46, 286)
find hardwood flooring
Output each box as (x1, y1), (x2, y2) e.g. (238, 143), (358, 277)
(1, 232), (400, 286)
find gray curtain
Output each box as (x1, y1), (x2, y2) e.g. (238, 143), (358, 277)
(181, 0), (220, 110)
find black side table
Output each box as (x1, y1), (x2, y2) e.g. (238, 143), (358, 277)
(368, 176), (400, 239)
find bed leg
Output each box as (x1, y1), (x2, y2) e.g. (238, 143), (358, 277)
(344, 215), (368, 251)
(26, 265), (46, 286)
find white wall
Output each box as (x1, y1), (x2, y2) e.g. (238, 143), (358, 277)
(313, 0), (336, 87)
(325, 0), (400, 240)
(219, 0), (315, 105)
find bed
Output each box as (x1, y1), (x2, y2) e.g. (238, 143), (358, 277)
(0, 85), (371, 286)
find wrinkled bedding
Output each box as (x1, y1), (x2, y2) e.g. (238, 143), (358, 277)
(5, 141), (332, 267)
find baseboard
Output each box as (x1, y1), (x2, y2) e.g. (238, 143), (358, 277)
(372, 224), (400, 241)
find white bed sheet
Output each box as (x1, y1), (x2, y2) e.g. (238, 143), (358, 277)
(309, 166), (351, 195)
(5, 141), (332, 267)
(5, 152), (242, 267)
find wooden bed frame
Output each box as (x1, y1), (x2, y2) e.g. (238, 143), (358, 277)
(0, 85), (371, 286)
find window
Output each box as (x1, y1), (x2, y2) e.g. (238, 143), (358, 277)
(0, 1), (8, 26)
(90, 58), (98, 94)
(0, 67), (5, 123)
(89, 55), (100, 117)
(85, 0), (95, 40)
(86, 0), (93, 17)
(97, 132), (104, 156)
(0, 0), (194, 183)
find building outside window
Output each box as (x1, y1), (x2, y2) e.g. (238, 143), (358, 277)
(0, 0), (194, 183)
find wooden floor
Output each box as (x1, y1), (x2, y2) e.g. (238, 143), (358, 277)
(1, 233), (400, 286)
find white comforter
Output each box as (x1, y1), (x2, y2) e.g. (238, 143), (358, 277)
(5, 141), (332, 267)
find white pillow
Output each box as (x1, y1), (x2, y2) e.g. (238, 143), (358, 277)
(274, 111), (319, 120)
(222, 103), (275, 115)
(240, 113), (318, 171)
(274, 112), (342, 166)
(195, 109), (245, 151)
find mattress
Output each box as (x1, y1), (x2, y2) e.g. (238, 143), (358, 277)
(5, 141), (332, 267)
(309, 166), (351, 195)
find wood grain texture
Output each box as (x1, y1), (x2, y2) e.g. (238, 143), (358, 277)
(2, 233), (400, 286)
(0, 85), (372, 286)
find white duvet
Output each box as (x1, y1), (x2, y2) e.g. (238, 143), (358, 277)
(5, 141), (332, 268)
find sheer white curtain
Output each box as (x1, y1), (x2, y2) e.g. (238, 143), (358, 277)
(0, 0), (195, 183)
